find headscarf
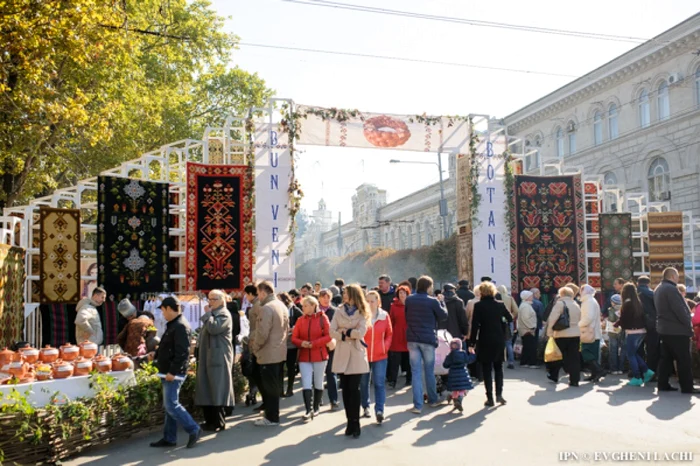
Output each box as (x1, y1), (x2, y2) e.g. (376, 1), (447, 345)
(581, 284), (596, 297)
(520, 290), (534, 301)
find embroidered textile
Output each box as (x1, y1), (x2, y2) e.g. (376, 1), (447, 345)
(648, 212), (685, 287)
(599, 213), (633, 292)
(40, 303), (78, 347)
(0, 245), (26, 348)
(97, 177), (170, 300)
(511, 175), (586, 296)
(39, 207), (81, 303)
(186, 163), (253, 294)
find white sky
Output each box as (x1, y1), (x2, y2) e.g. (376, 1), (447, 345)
(211, 0), (699, 223)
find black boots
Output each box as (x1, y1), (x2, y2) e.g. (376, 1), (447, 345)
(302, 389), (313, 420)
(313, 389), (323, 416)
(286, 377), (294, 398)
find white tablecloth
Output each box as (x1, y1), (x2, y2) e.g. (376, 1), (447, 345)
(0, 370), (136, 407)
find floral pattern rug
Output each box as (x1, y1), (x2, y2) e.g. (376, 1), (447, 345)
(599, 213), (633, 292)
(0, 245), (26, 348)
(39, 207), (81, 303)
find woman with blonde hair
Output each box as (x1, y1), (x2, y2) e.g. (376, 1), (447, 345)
(546, 286), (582, 386)
(331, 284), (370, 438)
(291, 295), (331, 420)
(361, 290), (393, 424)
(469, 281), (513, 407)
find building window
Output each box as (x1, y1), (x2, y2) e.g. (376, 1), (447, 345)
(604, 172), (617, 185)
(529, 136), (541, 171)
(567, 122), (576, 155)
(647, 156), (670, 202)
(407, 225), (413, 249)
(385, 232), (389, 247)
(593, 111), (603, 146)
(657, 80), (670, 121)
(555, 127), (564, 158)
(608, 103), (619, 139)
(638, 89), (650, 128)
(415, 224), (422, 247)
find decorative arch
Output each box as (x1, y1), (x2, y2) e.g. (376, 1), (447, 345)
(630, 80), (652, 104)
(586, 103), (605, 121)
(650, 71), (672, 90)
(605, 95), (622, 111)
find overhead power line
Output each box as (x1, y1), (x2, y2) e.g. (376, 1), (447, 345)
(238, 42), (580, 78)
(284, 0), (664, 44)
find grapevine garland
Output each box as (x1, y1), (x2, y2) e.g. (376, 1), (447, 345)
(244, 116), (257, 253)
(468, 118), (482, 228)
(502, 150), (516, 244)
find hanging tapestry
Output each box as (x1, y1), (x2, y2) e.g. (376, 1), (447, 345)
(186, 163), (254, 294)
(584, 182), (602, 289)
(0, 245), (27, 348)
(511, 175), (586, 296)
(599, 213), (633, 292)
(40, 303), (78, 347)
(39, 207), (81, 304)
(97, 177), (170, 301)
(648, 212), (685, 287)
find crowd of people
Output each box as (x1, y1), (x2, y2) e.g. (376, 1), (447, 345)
(146, 268), (700, 449)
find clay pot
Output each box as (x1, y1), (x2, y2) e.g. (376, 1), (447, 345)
(52, 360), (74, 379)
(8, 354), (28, 378)
(73, 357), (93, 376)
(19, 346), (40, 364)
(111, 354), (133, 372)
(0, 347), (15, 366)
(35, 363), (52, 381)
(60, 343), (80, 362)
(93, 355), (112, 373)
(79, 340), (98, 359)
(39, 345), (60, 363)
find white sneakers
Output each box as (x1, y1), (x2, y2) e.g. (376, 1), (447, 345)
(254, 418), (279, 427)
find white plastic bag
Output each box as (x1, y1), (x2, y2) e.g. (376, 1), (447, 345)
(434, 329), (453, 376)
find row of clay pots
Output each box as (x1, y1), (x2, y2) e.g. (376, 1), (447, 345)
(1, 354), (134, 384)
(0, 341), (99, 367)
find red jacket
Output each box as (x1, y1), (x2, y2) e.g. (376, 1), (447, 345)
(389, 298), (408, 352)
(292, 311), (332, 363)
(364, 309), (393, 362)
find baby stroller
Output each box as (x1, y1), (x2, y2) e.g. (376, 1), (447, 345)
(240, 336), (259, 406)
(434, 329), (452, 400)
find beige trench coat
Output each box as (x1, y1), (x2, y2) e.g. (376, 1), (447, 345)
(330, 304), (369, 375)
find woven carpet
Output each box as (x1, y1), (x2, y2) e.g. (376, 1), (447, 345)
(648, 212), (685, 286)
(186, 163), (253, 294)
(585, 182), (602, 289)
(40, 303), (78, 347)
(39, 207), (81, 304)
(599, 213), (633, 292)
(511, 174), (586, 296)
(97, 177), (170, 301)
(0, 245), (27, 348)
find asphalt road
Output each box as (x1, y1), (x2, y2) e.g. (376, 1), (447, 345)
(64, 368), (699, 466)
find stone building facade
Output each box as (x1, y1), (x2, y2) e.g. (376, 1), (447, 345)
(298, 14), (700, 276)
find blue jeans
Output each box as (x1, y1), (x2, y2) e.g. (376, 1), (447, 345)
(408, 342), (438, 409)
(625, 333), (648, 379)
(162, 378), (199, 443)
(505, 339), (515, 365)
(608, 333), (626, 372)
(360, 358), (388, 413)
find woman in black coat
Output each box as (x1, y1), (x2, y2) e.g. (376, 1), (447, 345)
(469, 281), (513, 407)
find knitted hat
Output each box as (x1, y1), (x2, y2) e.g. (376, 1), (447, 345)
(118, 298), (136, 318)
(520, 290), (534, 301)
(581, 284), (596, 297)
(450, 338), (462, 350)
(611, 294), (622, 305)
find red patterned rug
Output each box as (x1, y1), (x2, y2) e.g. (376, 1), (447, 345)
(186, 163), (253, 295)
(511, 175), (587, 297)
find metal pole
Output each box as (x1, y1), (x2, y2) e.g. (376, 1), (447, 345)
(437, 152), (448, 239)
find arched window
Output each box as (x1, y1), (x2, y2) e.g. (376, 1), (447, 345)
(423, 220), (432, 246)
(593, 111), (603, 146)
(638, 89), (650, 128)
(555, 127), (564, 158)
(604, 172), (618, 185)
(529, 136), (541, 171)
(695, 66), (700, 106)
(657, 80), (670, 121)
(567, 122), (576, 155)
(647, 156), (670, 202)
(399, 228), (405, 250)
(415, 223), (422, 248)
(608, 103), (619, 139)
(407, 224), (413, 249)
(385, 232), (389, 247)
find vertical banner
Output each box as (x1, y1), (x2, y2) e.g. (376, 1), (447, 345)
(472, 134), (510, 287)
(254, 123), (295, 291)
(455, 153), (473, 281)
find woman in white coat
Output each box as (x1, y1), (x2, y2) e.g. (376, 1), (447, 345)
(579, 285), (605, 383)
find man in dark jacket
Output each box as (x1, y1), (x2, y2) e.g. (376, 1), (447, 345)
(653, 268), (699, 394)
(637, 276), (659, 375)
(442, 284), (469, 341)
(456, 279), (475, 306)
(378, 275), (396, 312)
(151, 297), (200, 449)
(405, 275), (448, 413)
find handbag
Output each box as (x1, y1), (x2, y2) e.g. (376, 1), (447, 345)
(552, 301), (570, 331)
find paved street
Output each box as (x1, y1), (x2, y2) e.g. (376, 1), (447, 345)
(65, 368), (699, 466)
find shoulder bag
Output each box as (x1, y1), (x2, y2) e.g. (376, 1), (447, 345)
(552, 301), (570, 331)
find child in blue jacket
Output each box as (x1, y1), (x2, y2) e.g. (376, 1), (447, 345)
(443, 338), (475, 412)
